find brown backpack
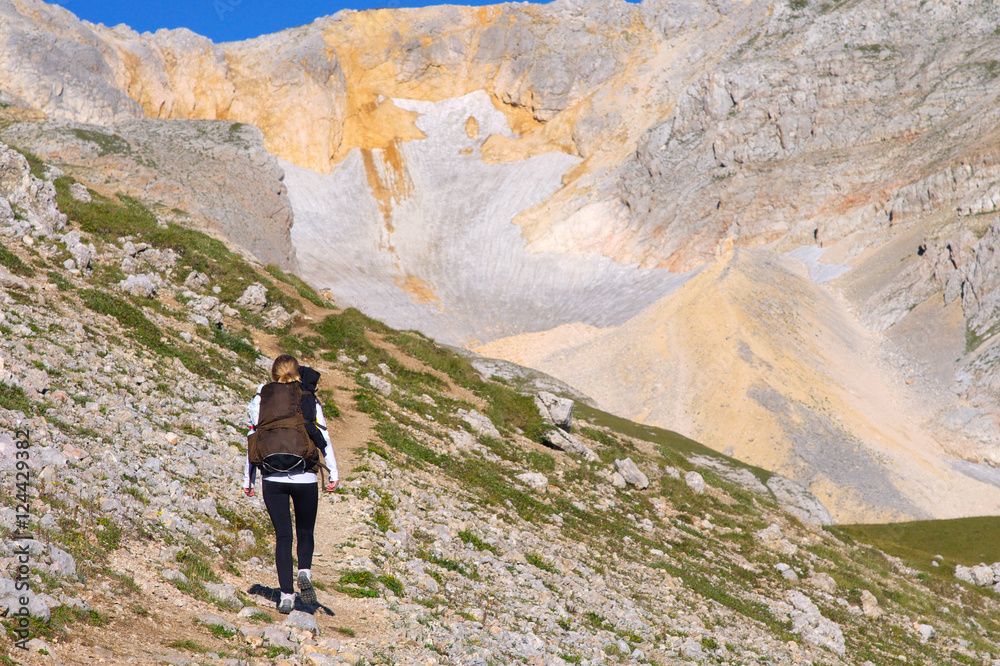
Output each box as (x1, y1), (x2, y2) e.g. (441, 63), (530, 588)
(247, 382), (319, 476)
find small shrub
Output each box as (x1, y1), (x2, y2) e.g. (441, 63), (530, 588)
(379, 574), (404, 596)
(318, 389), (341, 418)
(373, 506), (393, 532)
(337, 570), (379, 598)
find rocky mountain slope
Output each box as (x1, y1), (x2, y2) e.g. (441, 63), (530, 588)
(5, 140), (1000, 665)
(4, 0), (1000, 521)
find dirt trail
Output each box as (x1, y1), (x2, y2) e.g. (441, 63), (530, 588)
(248, 280), (397, 641)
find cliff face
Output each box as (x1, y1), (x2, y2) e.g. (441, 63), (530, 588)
(7, 0), (1000, 521)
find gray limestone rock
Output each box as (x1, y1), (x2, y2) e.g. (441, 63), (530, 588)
(364, 373), (393, 398)
(915, 623), (937, 642)
(684, 470), (706, 494)
(535, 391), (574, 431)
(205, 582), (244, 610)
(197, 613), (237, 634)
(955, 563), (996, 587)
(459, 409), (501, 440)
(614, 458), (649, 489)
(0, 143), (66, 238)
(69, 241), (94, 270)
(542, 428), (598, 461)
(284, 610), (319, 633)
(68, 182), (91, 202)
(766, 476), (834, 526)
(787, 590), (846, 656)
(3, 119), (296, 270)
(48, 545), (76, 578)
(236, 283), (268, 313)
(860, 589), (882, 619)
(262, 304), (294, 329)
(119, 274), (157, 299)
(184, 271), (210, 291)
(515, 472), (549, 492)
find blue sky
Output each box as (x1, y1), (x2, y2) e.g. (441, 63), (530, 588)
(47, 0), (568, 43)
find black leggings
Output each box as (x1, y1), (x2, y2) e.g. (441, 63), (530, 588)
(262, 480), (318, 594)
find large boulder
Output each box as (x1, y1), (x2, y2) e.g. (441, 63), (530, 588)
(787, 591), (846, 656)
(236, 282), (268, 313)
(542, 428), (598, 462)
(535, 391), (574, 432)
(0, 143), (66, 237)
(614, 457), (649, 489)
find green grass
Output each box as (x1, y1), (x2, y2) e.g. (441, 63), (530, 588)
(336, 570), (381, 598)
(525, 552), (558, 574)
(96, 517), (123, 551)
(10, 145), (47, 180)
(318, 389), (341, 419)
(386, 330), (482, 388)
(54, 177), (297, 314)
(474, 381), (547, 442)
(0, 242), (32, 276)
(379, 573), (404, 596)
(198, 619), (237, 640)
(335, 626), (357, 637)
(0, 382), (32, 413)
(206, 326), (258, 361)
(265, 264), (326, 307)
(458, 530), (500, 555)
(70, 128), (131, 156)
(47, 270), (74, 291)
(372, 418), (552, 522)
(77, 288), (253, 382)
(176, 547), (221, 585)
(12, 605), (106, 643)
(832, 516), (1000, 572)
(315, 308), (391, 359)
(966, 321), (999, 354)
(166, 639), (208, 654)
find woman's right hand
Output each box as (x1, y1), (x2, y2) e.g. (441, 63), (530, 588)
(243, 487), (255, 497)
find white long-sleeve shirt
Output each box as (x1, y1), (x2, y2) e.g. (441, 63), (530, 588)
(243, 383), (339, 489)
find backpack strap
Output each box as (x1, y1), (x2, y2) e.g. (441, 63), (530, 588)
(255, 415), (304, 432)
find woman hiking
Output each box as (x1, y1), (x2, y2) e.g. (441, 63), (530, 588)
(243, 354), (339, 614)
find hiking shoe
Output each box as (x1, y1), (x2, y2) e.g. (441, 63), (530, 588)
(277, 592), (295, 614)
(297, 571), (318, 606)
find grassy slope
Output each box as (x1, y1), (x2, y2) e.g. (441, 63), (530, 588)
(4, 170), (1000, 662)
(835, 517), (1000, 571)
